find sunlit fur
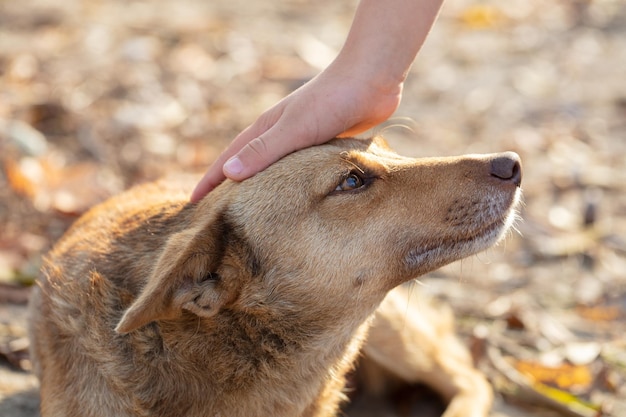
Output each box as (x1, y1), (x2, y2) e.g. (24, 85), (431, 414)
(29, 136), (520, 417)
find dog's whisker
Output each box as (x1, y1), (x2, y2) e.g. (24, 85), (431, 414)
(339, 156), (366, 174)
(474, 250), (493, 265)
(373, 117), (419, 137)
(401, 281), (416, 333)
(409, 278), (428, 288)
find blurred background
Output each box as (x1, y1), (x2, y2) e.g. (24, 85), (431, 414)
(1, 0), (625, 416)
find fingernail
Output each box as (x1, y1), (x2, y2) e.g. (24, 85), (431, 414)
(224, 156), (244, 176)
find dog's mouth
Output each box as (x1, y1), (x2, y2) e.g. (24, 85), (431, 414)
(403, 205), (519, 273)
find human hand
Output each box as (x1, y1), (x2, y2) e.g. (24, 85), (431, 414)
(190, 62), (402, 202)
(190, 0), (444, 202)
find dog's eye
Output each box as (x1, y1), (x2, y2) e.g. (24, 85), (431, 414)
(335, 173), (365, 192)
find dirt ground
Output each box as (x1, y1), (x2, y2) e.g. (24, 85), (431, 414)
(1, 0), (625, 416)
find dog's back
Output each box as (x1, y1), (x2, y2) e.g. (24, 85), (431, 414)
(30, 137), (521, 417)
(30, 182), (195, 415)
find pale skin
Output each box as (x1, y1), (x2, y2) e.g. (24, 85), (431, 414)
(191, 0), (445, 202)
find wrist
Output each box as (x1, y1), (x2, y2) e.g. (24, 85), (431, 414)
(332, 0), (444, 98)
(328, 50), (405, 100)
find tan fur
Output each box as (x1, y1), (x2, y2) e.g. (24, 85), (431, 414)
(29, 136), (521, 417)
(357, 287), (494, 417)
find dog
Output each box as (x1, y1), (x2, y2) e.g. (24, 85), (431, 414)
(29, 136), (521, 417)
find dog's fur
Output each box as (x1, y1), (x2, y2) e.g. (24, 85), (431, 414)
(29, 136), (521, 417)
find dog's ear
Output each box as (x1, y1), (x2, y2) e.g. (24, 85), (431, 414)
(116, 206), (232, 334)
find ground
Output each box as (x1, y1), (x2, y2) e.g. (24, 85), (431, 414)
(1, 0), (625, 416)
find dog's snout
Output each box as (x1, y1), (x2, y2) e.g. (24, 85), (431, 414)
(490, 152), (522, 187)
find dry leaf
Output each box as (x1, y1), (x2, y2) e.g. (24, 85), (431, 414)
(576, 305), (622, 322)
(459, 5), (503, 29)
(4, 155), (114, 214)
(488, 347), (601, 417)
(532, 383), (602, 417)
(515, 360), (593, 391)
(4, 158), (38, 198)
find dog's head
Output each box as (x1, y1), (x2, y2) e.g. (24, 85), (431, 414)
(116, 137), (521, 333)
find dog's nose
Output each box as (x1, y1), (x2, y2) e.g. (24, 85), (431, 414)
(490, 152), (522, 187)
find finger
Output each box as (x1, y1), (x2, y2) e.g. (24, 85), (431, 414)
(189, 121), (273, 202)
(189, 154), (228, 202)
(223, 121), (322, 181)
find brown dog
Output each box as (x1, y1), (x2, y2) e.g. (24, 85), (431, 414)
(29, 136), (521, 417)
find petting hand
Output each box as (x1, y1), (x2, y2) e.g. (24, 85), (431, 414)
(190, 63), (402, 202)
(190, 0), (443, 202)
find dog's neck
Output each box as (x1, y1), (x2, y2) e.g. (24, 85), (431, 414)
(150, 288), (374, 417)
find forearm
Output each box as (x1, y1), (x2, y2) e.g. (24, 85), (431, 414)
(334, 0), (444, 91)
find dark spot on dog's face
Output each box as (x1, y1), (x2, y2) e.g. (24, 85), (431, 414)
(221, 213), (264, 279)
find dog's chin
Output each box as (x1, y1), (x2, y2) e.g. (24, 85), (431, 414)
(403, 206), (519, 276)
